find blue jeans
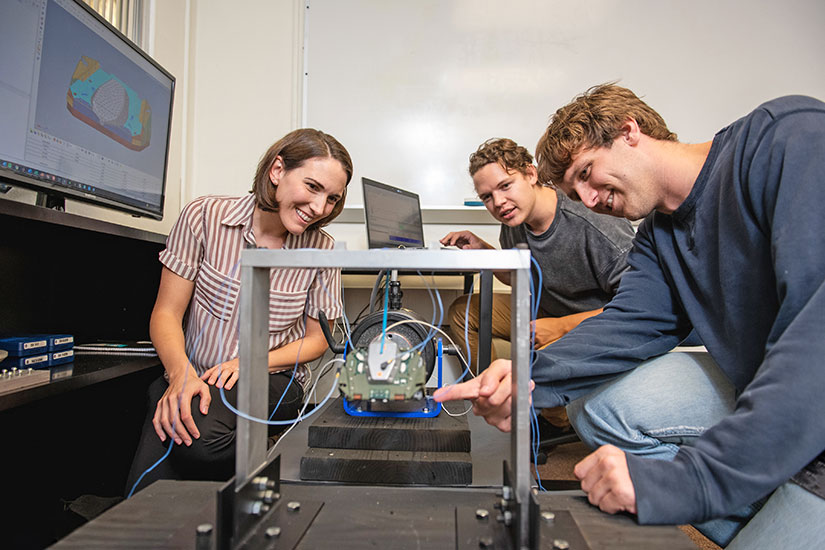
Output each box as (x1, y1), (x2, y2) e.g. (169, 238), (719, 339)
(566, 352), (825, 548)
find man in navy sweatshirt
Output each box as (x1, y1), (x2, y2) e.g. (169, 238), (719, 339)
(434, 84), (825, 548)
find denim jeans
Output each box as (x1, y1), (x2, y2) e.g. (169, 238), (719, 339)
(566, 352), (825, 548)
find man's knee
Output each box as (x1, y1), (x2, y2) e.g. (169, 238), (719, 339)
(566, 394), (616, 449)
(449, 293), (477, 327)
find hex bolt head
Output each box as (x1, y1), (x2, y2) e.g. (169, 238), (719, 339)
(265, 526), (281, 539)
(541, 511), (556, 522)
(287, 501), (301, 512)
(475, 508), (489, 520)
(195, 523), (213, 536)
(553, 539), (570, 550)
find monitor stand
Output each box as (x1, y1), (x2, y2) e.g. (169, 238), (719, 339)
(35, 191), (65, 211)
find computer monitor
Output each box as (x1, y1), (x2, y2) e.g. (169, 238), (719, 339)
(0, 0), (175, 220)
(362, 177), (425, 249)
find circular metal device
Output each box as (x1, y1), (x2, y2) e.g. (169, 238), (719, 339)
(348, 308), (437, 380)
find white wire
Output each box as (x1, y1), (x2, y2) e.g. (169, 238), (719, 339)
(268, 357), (345, 458)
(385, 318), (474, 416)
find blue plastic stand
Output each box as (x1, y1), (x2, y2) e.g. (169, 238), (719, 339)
(342, 339), (443, 418)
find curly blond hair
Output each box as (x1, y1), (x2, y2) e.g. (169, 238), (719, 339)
(469, 138), (535, 178)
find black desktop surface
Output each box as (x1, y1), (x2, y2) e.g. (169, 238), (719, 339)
(0, 354), (161, 412)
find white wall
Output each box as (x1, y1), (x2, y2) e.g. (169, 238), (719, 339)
(304, 0), (825, 210)
(183, 0), (303, 206)
(11, 0), (824, 244)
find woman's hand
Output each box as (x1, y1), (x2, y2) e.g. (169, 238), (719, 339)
(152, 366), (211, 446)
(201, 358), (240, 390)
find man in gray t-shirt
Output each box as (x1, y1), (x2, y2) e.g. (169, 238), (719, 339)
(441, 138), (634, 433)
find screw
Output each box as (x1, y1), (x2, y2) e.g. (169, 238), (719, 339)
(252, 476), (270, 491)
(265, 526), (281, 539)
(541, 511), (556, 522)
(287, 501), (301, 512)
(479, 535), (494, 548)
(553, 539), (570, 550)
(475, 508), (489, 520)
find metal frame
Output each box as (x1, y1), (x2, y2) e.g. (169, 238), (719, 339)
(237, 247), (533, 547)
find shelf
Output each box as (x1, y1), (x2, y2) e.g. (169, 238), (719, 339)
(0, 196), (167, 244)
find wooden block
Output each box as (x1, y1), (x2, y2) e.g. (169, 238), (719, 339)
(299, 447), (473, 485)
(307, 398), (471, 452)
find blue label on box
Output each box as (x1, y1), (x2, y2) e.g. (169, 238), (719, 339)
(0, 336), (49, 356)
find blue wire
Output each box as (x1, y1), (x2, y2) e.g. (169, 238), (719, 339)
(527, 254), (547, 491)
(217, 263), (351, 427)
(126, 259), (243, 499)
(268, 304), (307, 421)
(459, 279), (474, 382)
(380, 273), (389, 353)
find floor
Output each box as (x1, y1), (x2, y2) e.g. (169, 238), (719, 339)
(534, 441), (721, 550)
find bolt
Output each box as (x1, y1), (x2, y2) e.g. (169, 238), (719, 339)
(475, 508), (489, 520)
(195, 523), (213, 536)
(287, 501), (301, 512)
(265, 526), (281, 539)
(252, 476), (270, 491)
(263, 490), (278, 504)
(553, 539), (570, 550)
(541, 511), (556, 522)
(478, 535), (494, 548)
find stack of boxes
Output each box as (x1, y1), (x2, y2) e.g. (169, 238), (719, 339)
(0, 334), (74, 370)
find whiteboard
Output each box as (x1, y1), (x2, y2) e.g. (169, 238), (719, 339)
(305, 0), (825, 209)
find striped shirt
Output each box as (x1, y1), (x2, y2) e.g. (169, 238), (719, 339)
(159, 194), (342, 386)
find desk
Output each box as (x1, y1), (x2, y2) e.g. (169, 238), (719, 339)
(0, 355), (161, 411)
(49, 480), (695, 549)
(0, 357), (162, 549)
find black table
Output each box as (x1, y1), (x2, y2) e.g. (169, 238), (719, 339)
(0, 355), (162, 549)
(49, 479), (695, 549)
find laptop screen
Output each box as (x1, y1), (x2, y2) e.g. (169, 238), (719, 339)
(362, 177), (425, 249)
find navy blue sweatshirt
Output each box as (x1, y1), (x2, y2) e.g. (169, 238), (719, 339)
(531, 95), (825, 524)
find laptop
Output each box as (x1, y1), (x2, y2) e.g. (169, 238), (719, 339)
(362, 177), (426, 249)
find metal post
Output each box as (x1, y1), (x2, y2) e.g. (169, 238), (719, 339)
(236, 248), (534, 546)
(236, 264), (270, 484)
(477, 269), (494, 372)
(511, 249), (532, 549)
